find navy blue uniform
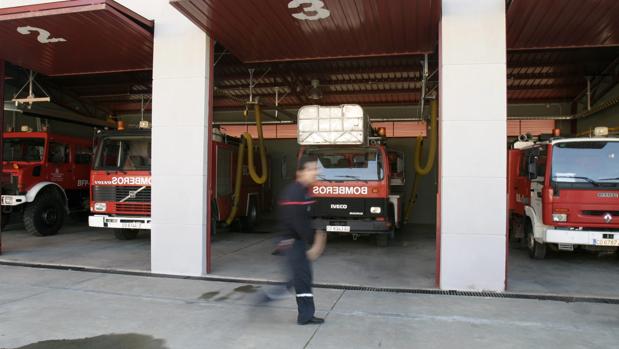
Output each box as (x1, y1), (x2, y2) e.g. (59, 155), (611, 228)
(278, 181), (316, 323)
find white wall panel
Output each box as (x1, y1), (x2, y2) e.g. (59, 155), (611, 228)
(441, 234), (506, 291)
(439, 0), (507, 291)
(148, 0), (212, 276)
(441, 0), (506, 65)
(440, 64), (507, 121)
(441, 120), (506, 178)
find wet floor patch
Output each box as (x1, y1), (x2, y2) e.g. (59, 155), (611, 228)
(10, 333), (168, 349)
(199, 291), (220, 300)
(234, 285), (259, 293)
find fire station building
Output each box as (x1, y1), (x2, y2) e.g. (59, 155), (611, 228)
(1, 0), (618, 297)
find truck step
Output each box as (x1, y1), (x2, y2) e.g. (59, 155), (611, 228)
(558, 243), (574, 251)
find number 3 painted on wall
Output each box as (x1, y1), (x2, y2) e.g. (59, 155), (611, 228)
(288, 0), (331, 20)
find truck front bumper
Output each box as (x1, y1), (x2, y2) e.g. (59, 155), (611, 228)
(545, 228), (619, 247)
(312, 218), (392, 234)
(1, 195), (27, 206)
(89, 215), (151, 230)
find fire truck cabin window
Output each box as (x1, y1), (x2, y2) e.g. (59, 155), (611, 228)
(96, 137), (151, 171)
(304, 147), (383, 181)
(552, 141), (619, 186)
(75, 145), (92, 165)
(3, 138), (44, 162)
(48, 143), (69, 164)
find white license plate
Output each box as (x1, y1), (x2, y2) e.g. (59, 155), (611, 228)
(121, 222), (141, 229)
(595, 239), (619, 246)
(326, 225), (350, 232)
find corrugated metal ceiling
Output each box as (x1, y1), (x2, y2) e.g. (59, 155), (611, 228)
(508, 0), (619, 50)
(4, 0), (619, 116)
(0, 0), (153, 76)
(171, 0), (440, 63)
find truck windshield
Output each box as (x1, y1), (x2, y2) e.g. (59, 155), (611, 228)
(303, 147), (383, 181)
(95, 137), (151, 171)
(3, 138), (45, 162)
(552, 141), (619, 187)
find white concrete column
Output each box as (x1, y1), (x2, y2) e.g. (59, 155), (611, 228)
(439, 0), (507, 291)
(150, 2), (212, 276)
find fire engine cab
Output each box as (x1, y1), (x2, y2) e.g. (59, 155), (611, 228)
(88, 127), (152, 240)
(88, 123), (269, 240)
(1, 128), (91, 236)
(297, 105), (402, 247)
(508, 127), (619, 258)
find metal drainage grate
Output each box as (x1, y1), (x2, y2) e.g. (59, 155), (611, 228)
(1, 260), (618, 305)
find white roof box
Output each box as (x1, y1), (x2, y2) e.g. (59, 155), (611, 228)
(297, 105), (367, 145)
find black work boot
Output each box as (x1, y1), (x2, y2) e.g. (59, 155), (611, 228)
(298, 316), (325, 325)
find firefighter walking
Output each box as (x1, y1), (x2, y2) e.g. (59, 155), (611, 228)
(276, 156), (327, 325)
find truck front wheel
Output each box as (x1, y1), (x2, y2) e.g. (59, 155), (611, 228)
(239, 197), (257, 233)
(114, 229), (139, 240)
(525, 220), (546, 259)
(24, 191), (65, 236)
(1, 213), (10, 230)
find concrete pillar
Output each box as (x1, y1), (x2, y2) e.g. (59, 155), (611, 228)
(0, 59), (4, 245)
(150, 3), (212, 276)
(439, 0), (507, 291)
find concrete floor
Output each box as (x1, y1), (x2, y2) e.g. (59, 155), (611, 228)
(508, 245), (619, 298)
(1, 265), (618, 349)
(0, 217), (150, 271)
(212, 222), (436, 289)
(1, 218), (619, 299)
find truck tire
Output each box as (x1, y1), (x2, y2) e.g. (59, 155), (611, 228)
(1, 213), (9, 230)
(525, 220), (546, 259)
(240, 197), (258, 233)
(24, 191), (65, 236)
(210, 200), (218, 241)
(388, 203), (398, 233)
(114, 229), (139, 240)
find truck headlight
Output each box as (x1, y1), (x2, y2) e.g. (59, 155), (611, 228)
(2, 196), (15, 205)
(370, 207), (382, 214)
(94, 202), (107, 212)
(552, 213), (567, 222)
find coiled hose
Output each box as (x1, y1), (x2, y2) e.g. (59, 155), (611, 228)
(225, 103), (268, 225)
(404, 99), (437, 222)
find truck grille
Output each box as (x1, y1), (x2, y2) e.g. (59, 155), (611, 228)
(582, 210), (619, 216)
(93, 186), (151, 203)
(310, 198), (387, 219)
(116, 203), (151, 214)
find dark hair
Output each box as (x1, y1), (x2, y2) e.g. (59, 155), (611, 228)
(297, 155), (318, 171)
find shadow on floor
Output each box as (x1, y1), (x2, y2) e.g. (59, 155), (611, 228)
(10, 334), (168, 349)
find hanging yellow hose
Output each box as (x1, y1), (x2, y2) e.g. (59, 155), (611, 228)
(404, 99), (438, 222)
(225, 103), (268, 225)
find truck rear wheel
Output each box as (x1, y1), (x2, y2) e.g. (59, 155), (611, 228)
(24, 191), (65, 236)
(114, 229), (139, 240)
(525, 220), (546, 259)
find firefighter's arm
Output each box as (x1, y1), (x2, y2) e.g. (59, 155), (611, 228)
(307, 230), (327, 261)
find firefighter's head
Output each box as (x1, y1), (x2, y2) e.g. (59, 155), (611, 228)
(297, 155), (319, 186)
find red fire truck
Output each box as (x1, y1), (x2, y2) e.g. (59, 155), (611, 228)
(88, 128), (151, 240)
(508, 127), (619, 258)
(88, 126), (269, 240)
(297, 105), (402, 246)
(211, 128), (271, 233)
(1, 130), (92, 235)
